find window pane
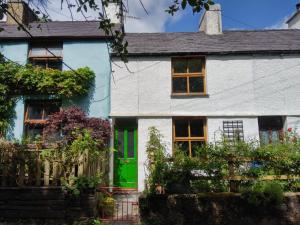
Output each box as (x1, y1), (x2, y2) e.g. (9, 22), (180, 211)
(127, 129), (135, 158)
(173, 77), (187, 93)
(25, 125), (43, 141)
(175, 141), (189, 156)
(33, 60), (47, 69)
(175, 120), (189, 137)
(271, 130), (280, 143)
(173, 59), (187, 73)
(117, 130), (125, 158)
(189, 77), (204, 93)
(191, 141), (205, 157)
(258, 116), (283, 130)
(44, 103), (60, 119)
(188, 58), (202, 73)
(47, 47), (63, 57)
(190, 119), (204, 137)
(48, 60), (62, 70)
(27, 105), (43, 120)
(260, 131), (270, 145)
(30, 48), (47, 57)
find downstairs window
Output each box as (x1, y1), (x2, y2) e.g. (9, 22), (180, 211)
(258, 116), (284, 145)
(173, 117), (206, 157)
(24, 100), (61, 141)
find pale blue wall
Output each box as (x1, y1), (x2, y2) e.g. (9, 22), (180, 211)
(0, 41), (28, 140)
(0, 41), (28, 64)
(0, 40), (111, 140)
(62, 40), (111, 118)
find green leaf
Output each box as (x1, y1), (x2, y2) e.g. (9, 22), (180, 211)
(181, 0), (187, 9)
(204, 3), (210, 10)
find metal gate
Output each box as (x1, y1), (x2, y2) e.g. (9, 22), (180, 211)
(98, 187), (139, 222)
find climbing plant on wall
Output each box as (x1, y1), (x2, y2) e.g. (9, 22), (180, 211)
(0, 54), (95, 137)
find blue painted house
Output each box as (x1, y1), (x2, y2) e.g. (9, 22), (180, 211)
(0, 1), (118, 140)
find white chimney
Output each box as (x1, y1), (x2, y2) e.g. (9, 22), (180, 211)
(199, 4), (222, 35)
(287, 3), (300, 29)
(105, 0), (123, 25)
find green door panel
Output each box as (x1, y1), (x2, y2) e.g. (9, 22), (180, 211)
(114, 126), (137, 188)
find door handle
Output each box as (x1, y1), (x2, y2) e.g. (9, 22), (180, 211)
(124, 160), (129, 164)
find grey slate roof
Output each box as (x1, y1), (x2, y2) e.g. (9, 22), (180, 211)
(124, 30), (300, 55)
(0, 21), (116, 39)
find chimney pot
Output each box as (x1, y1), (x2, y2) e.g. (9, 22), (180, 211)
(297, 3), (300, 11)
(104, 1), (123, 25)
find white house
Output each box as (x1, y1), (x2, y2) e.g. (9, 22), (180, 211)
(110, 4), (300, 192)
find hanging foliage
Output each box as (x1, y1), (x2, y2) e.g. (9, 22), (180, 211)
(0, 54), (95, 137)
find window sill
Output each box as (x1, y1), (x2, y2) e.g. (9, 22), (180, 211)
(171, 93), (209, 98)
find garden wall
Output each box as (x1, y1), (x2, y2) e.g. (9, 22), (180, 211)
(140, 193), (300, 225)
(0, 187), (97, 224)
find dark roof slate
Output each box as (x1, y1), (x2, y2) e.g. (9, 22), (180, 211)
(0, 21), (116, 39)
(124, 30), (300, 55)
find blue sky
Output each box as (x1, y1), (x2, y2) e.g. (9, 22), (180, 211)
(43, 0), (300, 33)
(166, 0), (300, 32)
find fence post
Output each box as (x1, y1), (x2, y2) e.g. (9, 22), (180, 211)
(35, 151), (41, 186)
(53, 161), (59, 186)
(18, 151), (25, 186)
(44, 159), (50, 186)
(228, 160), (238, 192)
(1, 152), (8, 186)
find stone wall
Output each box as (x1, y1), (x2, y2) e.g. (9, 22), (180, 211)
(0, 187), (97, 224)
(139, 193), (300, 225)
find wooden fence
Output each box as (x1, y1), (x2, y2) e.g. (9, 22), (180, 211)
(224, 158), (300, 192)
(0, 144), (108, 187)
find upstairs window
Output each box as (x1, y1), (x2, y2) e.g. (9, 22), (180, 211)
(173, 117), (206, 157)
(28, 42), (63, 70)
(172, 57), (206, 95)
(24, 100), (61, 141)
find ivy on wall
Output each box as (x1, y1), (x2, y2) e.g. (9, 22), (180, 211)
(0, 54), (95, 137)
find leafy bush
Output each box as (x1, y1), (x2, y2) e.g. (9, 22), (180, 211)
(63, 175), (101, 196)
(145, 127), (169, 194)
(97, 193), (116, 217)
(44, 107), (111, 147)
(0, 53), (95, 136)
(241, 181), (284, 207)
(145, 126), (300, 195)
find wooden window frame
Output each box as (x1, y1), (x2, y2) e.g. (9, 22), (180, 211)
(258, 116), (285, 145)
(171, 56), (206, 96)
(28, 42), (63, 70)
(24, 100), (61, 140)
(172, 117), (207, 157)
(29, 57), (63, 70)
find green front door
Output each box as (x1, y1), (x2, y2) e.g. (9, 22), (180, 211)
(114, 126), (137, 188)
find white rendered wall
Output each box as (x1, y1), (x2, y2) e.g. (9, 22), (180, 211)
(207, 117), (260, 143)
(286, 116), (300, 132)
(111, 55), (300, 117)
(137, 118), (172, 192)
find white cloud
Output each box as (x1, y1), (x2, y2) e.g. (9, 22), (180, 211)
(32, 0), (100, 21)
(124, 0), (183, 32)
(265, 15), (290, 30)
(33, 0), (183, 32)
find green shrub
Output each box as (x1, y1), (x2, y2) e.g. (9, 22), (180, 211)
(97, 194), (116, 217)
(241, 181), (284, 207)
